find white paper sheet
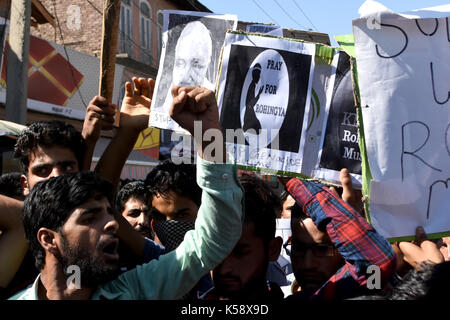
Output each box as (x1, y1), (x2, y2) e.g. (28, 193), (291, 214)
(149, 10), (237, 133)
(353, 1), (450, 239)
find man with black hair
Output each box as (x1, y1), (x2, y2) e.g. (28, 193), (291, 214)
(388, 261), (450, 300)
(350, 261), (450, 300)
(116, 180), (165, 272)
(14, 171), (120, 299)
(14, 120), (86, 195)
(0, 172), (25, 201)
(116, 181), (153, 239)
(284, 178), (396, 300)
(1, 78), (155, 296)
(279, 190), (295, 219)
(203, 174), (284, 300)
(144, 160), (213, 300)
(10, 85), (244, 300)
(1, 96), (114, 297)
(145, 161), (200, 252)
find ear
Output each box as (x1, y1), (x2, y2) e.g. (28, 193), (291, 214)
(150, 219), (155, 233)
(150, 219), (163, 246)
(37, 227), (59, 255)
(21, 174), (30, 196)
(268, 236), (283, 262)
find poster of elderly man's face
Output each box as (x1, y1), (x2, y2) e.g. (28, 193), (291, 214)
(149, 11), (237, 132)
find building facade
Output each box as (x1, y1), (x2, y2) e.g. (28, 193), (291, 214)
(31, 0), (211, 74)
(0, 0), (211, 176)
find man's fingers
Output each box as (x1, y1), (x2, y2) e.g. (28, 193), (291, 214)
(340, 168), (363, 213)
(87, 104), (115, 117)
(87, 110), (115, 125)
(184, 87), (203, 113)
(171, 85), (181, 98)
(90, 95), (108, 106)
(415, 227), (445, 263)
(132, 77), (140, 96)
(185, 87), (214, 113)
(340, 168), (354, 200)
(329, 186), (339, 197)
(398, 241), (424, 269)
(178, 86), (197, 94)
(125, 82), (133, 97)
(414, 226), (428, 246)
(139, 77), (148, 97)
(170, 90), (187, 117)
(193, 90), (215, 113)
(171, 86), (199, 99)
(148, 78), (155, 99)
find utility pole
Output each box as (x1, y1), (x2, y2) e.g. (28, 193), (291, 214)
(5, 0), (31, 125)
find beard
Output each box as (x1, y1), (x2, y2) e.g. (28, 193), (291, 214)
(214, 273), (267, 300)
(58, 233), (120, 288)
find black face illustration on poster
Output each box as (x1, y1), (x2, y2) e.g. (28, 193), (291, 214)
(319, 51), (362, 175)
(220, 44), (312, 153)
(154, 14), (235, 113)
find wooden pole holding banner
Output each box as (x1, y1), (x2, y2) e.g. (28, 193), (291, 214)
(99, 0), (121, 103)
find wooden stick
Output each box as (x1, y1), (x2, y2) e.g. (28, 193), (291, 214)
(99, 0), (121, 103)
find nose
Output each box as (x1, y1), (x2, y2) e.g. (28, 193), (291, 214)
(49, 167), (63, 178)
(137, 212), (148, 226)
(180, 69), (194, 85)
(104, 216), (119, 234)
(214, 257), (235, 277)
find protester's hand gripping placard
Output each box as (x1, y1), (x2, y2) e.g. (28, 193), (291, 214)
(149, 10), (237, 134)
(353, 1), (450, 240)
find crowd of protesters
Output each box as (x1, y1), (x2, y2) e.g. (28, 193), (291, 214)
(0, 76), (449, 301)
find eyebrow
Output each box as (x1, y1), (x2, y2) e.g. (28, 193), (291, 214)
(127, 208), (144, 215)
(79, 207), (102, 216)
(79, 205), (114, 216)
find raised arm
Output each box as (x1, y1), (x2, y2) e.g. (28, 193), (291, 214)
(0, 195), (27, 288)
(81, 96), (116, 171)
(93, 78), (154, 263)
(95, 77), (154, 189)
(94, 87), (244, 300)
(286, 178), (396, 290)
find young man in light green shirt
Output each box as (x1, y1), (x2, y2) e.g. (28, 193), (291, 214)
(10, 86), (243, 300)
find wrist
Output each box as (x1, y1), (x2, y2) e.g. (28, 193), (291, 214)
(194, 124), (225, 163)
(83, 134), (99, 146)
(117, 125), (142, 137)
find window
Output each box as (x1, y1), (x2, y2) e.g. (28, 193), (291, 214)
(120, 0), (132, 40)
(140, 1), (151, 50)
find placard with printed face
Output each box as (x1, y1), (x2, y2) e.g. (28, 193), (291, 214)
(149, 10), (237, 133)
(313, 50), (362, 188)
(217, 31), (315, 174)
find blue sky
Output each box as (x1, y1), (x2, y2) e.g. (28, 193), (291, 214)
(200, 0), (449, 46)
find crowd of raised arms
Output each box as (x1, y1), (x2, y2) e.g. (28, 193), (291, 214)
(0, 77), (448, 302)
